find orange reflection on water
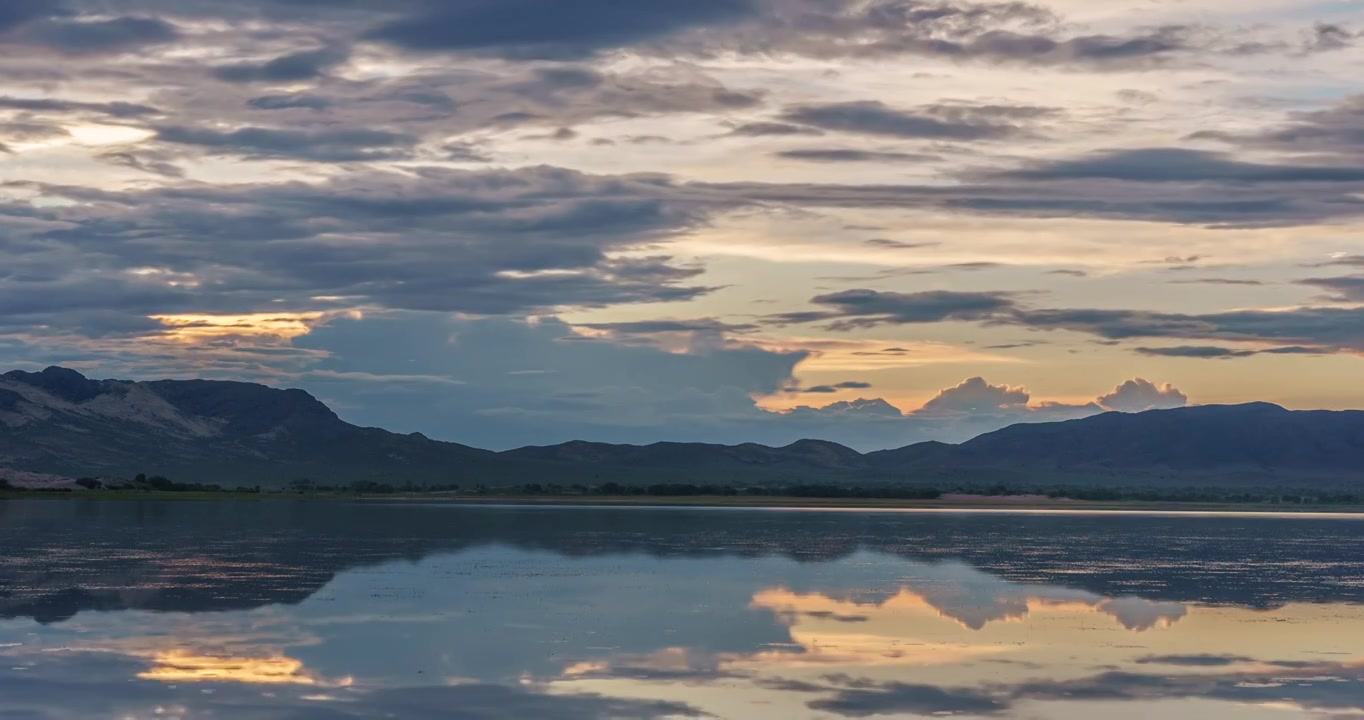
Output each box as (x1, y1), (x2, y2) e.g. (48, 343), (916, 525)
(751, 586), (1186, 633)
(138, 650), (351, 687)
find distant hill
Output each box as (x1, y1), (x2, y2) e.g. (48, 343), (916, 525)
(0, 366), (496, 487)
(868, 403), (1364, 486)
(2, 367), (1362, 489)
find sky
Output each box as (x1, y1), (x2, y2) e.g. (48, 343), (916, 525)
(0, 0), (1361, 450)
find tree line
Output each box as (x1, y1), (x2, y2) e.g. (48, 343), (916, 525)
(2, 475), (1361, 506)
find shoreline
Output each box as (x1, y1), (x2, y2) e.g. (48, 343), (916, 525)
(3, 491), (1364, 515)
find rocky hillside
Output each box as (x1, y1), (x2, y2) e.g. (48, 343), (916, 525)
(0, 367), (495, 487)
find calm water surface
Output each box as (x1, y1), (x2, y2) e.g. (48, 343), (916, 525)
(2, 501), (1364, 719)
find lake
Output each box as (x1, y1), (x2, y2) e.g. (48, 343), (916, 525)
(2, 501), (1364, 719)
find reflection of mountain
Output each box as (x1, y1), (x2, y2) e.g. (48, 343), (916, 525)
(2, 502), (1363, 624)
(753, 574), (1188, 633)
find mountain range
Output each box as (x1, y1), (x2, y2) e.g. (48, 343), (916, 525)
(2, 367), (1362, 490)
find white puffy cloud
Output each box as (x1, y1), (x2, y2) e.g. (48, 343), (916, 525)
(1097, 378), (1189, 413)
(915, 377), (1030, 416)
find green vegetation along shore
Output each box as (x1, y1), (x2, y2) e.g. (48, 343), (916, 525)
(4, 478), (1363, 514)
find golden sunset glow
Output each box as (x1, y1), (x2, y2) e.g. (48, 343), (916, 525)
(151, 313), (332, 341)
(137, 650), (348, 686)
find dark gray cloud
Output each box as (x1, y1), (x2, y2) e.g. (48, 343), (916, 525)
(0, 166), (735, 329)
(0, 122), (69, 142)
(580, 319), (760, 335)
(863, 238), (939, 250)
(707, 173), (1364, 227)
(1318, 254), (1364, 267)
(773, 284), (1364, 354)
(693, 0), (1205, 69)
(212, 44), (352, 83)
(443, 141), (493, 162)
(1002, 664), (1364, 713)
(18, 16), (180, 55)
(793, 380), (874, 393)
(247, 93), (335, 111)
(0, 0), (1314, 79)
(140, 64), (761, 152)
(809, 681), (1006, 717)
(0, 0), (58, 33)
(1169, 278), (1265, 286)
(97, 150), (185, 178)
(808, 660), (1364, 718)
(1135, 345), (1258, 359)
(728, 121), (823, 136)
(1302, 275), (1364, 302)
(1000, 147), (1364, 183)
(0, 654), (704, 720)
(1013, 306), (1364, 352)
(1195, 93), (1364, 159)
(1136, 654), (1256, 667)
(779, 100), (1049, 140)
(363, 0), (757, 58)
(153, 125), (418, 162)
(1135, 344), (1332, 359)
(0, 96), (159, 118)
(771, 289), (1018, 329)
(775, 148), (941, 163)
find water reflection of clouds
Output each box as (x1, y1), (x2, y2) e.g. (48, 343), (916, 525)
(0, 653), (705, 719)
(4, 504), (1364, 718)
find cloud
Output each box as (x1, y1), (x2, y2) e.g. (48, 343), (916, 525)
(153, 124), (418, 162)
(771, 289), (1018, 329)
(1000, 147), (1364, 183)
(863, 239), (939, 250)
(212, 44), (351, 83)
(580, 319), (759, 336)
(775, 148), (940, 163)
(1302, 275), (1364, 302)
(708, 173), (1364, 227)
(1135, 346), (1257, 359)
(783, 398), (904, 420)
(97, 151), (185, 178)
(0, 95), (159, 118)
(728, 121), (823, 137)
(1013, 306), (1364, 352)
(0, 0), (57, 33)
(1136, 654), (1255, 667)
(15, 16), (180, 55)
(793, 381), (874, 393)
(670, 0), (1206, 69)
(0, 166), (731, 334)
(247, 93), (335, 111)
(363, 0), (756, 58)
(917, 377), (1030, 415)
(809, 682), (1006, 717)
(778, 101), (1049, 140)
(291, 313), (808, 448)
(1196, 93), (1364, 159)
(0, 655), (705, 720)
(146, 63), (762, 148)
(1097, 378), (1188, 412)
(1168, 278), (1265, 286)
(770, 288), (1363, 357)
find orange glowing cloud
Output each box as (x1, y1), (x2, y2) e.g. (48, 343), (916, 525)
(150, 312), (353, 341)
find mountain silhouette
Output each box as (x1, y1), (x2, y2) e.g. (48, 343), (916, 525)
(2, 367), (1361, 488)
